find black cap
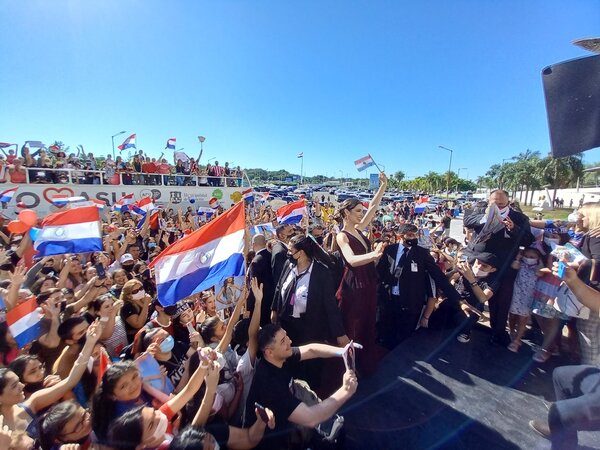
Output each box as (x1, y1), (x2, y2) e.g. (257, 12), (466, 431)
(472, 251), (499, 268)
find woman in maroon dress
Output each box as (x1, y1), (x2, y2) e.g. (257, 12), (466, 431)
(335, 172), (387, 375)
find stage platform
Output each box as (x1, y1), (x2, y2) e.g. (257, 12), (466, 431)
(342, 325), (600, 449)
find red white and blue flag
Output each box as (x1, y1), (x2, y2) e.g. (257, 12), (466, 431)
(149, 202), (246, 307)
(118, 134), (136, 151)
(51, 195), (87, 206)
(276, 199), (306, 225)
(242, 188), (254, 202)
(166, 138), (176, 150)
(113, 194), (135, 212)
(7, 297), (43, 348)
(70, 198), (106, 210)
(354, 154), (376, 172)
(34, 206), (103, 256)
(0, 187), (18, 203)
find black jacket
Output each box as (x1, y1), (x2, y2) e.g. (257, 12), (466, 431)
(248, 248), (275, 325)
(272, 260), (346, 343)
(376, 243), (461, 308)
(270, 241), (288, 292)
(463, 208), (534, 270)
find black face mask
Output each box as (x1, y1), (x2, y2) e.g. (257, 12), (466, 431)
(404, 238), (418, 247)
(287, 254), (298, 266)
(122, 264), (134, 272)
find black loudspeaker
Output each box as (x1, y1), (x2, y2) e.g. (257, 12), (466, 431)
(542, 54), (600, 157)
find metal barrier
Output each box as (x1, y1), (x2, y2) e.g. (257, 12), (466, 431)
(8, 167), (245, 187)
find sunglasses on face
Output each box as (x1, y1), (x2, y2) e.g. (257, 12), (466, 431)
(131, 287), (143, 295)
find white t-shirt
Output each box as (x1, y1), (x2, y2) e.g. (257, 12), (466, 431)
(233, 349), (257, 426)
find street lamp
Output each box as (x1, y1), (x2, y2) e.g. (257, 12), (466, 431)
(208, 157), (216, 163)
(111, 131), (126, 159)
(438, 145), (454, 198)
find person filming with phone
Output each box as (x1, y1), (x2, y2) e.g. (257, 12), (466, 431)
(244, 323), (358, 449)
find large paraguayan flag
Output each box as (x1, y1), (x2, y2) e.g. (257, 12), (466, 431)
(34, 206), (103, 256)
(354, 154), (376, 172)
(276, 200), (306, 225)
(7, 297), (43, 347)
(118, 134), (136, 151)
(149, 201), (246, 307)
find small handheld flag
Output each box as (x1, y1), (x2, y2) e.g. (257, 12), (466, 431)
(354, 154), (376, 172)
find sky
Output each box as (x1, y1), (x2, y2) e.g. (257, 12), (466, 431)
(1, 0), (599, 181)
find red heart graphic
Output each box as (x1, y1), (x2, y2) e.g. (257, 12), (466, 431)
(43, 187), (75, 208)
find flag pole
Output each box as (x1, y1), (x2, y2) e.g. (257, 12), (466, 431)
(369, 153), (384, 173)
(300, 154), (304, 185)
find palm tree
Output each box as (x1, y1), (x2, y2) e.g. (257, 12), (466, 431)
(512, 149), (541, 205)
(538, 154), (584, 206)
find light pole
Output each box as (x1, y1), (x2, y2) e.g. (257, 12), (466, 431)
(208, 157), (216, 164)
(438, 145), (454, 198)
(111, 131), (126, 159)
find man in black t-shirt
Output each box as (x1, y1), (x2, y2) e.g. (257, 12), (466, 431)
(245, 323), (357, 449)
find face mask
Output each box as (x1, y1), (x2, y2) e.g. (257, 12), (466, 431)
(122, 264), (134, 272)
(148, 410), (169, 444)
(404, 238), (418, 247)
(287, 254), (298, 266)
(472, 267), (489, 278)
(131, 290), (145, 301)
(159, 335), (175, 353)
(148, 243), (157, 250)
(522, 257), (538, 266)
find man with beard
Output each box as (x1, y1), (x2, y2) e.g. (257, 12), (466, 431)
(376, 224), (462, 348)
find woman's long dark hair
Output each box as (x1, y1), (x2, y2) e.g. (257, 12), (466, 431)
(91, 361), (138, 441)
(8, 355), (44, 395)
(107, 405), (145, 450)
(289, 234), (338, 270)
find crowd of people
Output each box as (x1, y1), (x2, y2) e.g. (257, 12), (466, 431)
(0, 145), (243, 186)
(0, 170), (598, 449)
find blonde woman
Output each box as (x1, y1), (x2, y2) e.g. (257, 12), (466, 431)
(574, 203), (600, 366)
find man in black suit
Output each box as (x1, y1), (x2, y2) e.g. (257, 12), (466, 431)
(248, 234), (275, 326)
(463, 189), (534, 345)
(376, 223), (461, 348)
(271, 224), (294, 289)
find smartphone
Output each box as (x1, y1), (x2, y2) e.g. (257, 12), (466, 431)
(95, 263), (106, 279)
(557, 261), (567, 278)
(255, 402), (269, 423)
(186, 322), (195, 335)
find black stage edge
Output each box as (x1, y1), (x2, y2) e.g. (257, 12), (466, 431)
(340, 326), (600, 449)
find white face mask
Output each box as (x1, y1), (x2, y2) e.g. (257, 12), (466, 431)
(472, 267), (490, 278)
(522, 257), (538, 266)
(148, 410), (169, 444)
(131, 290), (145, 301)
